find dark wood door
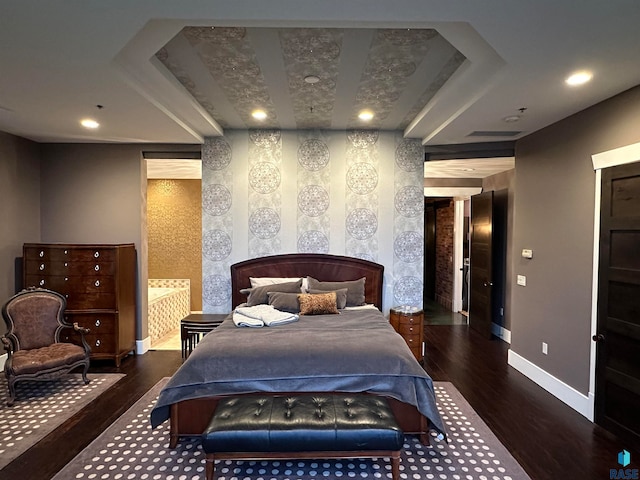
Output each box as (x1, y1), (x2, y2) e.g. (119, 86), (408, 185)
(470, 191), (494, 338)
(595, 161), (640, 447)
(424, 200), (436, 301)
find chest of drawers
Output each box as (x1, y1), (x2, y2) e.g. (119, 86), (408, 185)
(23, 243), (136, 367)
(389, 306), (424, 363)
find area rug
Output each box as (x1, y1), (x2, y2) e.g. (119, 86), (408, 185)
(53, 378), (530, 479)
(0, 372), (125, 469)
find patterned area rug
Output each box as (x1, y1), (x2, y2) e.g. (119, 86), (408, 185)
(0, 373), (125, 469)
(53, 378), (530, 479)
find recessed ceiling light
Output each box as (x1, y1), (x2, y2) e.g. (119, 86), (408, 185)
(358, 110), (374, 121)
(304, 75), (320, 84)
(503, 115), (521, 123)
(80, 118), (99, 129)
(252, 109), (267, 120)
(565, 70), (593, 86)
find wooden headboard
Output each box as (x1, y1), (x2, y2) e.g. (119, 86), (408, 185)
(230, 253), (384, 310)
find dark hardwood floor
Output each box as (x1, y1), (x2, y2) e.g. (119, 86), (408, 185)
(424, 325), (638, 480)
(2, 326), (636, 480)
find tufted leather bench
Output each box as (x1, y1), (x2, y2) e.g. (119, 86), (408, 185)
(201, 394), (404, 480)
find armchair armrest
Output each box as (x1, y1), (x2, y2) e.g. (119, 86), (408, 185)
(1, 336), (13, 356)
(72, 322), (92, 355)
(73, 322), (90, 335)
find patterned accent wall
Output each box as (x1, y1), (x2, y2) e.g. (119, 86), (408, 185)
(297, 131), (331, 253)
(147, 179), (202, 311)
(202, 130), (424, 314)
(393, 139), (426, 307)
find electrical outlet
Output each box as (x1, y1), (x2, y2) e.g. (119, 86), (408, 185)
(542, 342), (548, 355)
(517, 275), (527, 286)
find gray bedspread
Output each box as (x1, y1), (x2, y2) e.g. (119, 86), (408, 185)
(150, 307), (446, 435)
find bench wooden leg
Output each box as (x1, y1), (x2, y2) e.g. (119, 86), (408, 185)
(205, 453), (215, 480)
(391, 452), (400, 480)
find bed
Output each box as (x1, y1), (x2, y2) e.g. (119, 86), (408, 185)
(148, 279), (191, 344)
(150, 254), (445, 447)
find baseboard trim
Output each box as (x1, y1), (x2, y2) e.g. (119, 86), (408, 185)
(136, 337), (151, 355)
(491, 323), (511, 343)
(508, 349), (593, 420)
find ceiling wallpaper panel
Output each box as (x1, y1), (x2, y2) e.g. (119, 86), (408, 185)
(156, 27), (465, 131)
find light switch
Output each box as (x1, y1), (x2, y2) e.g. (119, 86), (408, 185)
(522, 249), (533, 259)
(517, 275), (527, 286)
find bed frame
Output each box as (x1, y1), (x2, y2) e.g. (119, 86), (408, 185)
(169, 253), (429, 447)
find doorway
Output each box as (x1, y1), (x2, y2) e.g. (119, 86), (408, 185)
(145, 158), (203, 350)
(423, 197), (467, 325)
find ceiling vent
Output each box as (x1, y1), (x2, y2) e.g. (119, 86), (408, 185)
(467, 130), (522, 137)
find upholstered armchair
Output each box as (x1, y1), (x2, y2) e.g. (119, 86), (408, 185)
(1, 287), (91, 406)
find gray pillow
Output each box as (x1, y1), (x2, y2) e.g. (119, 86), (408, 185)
(241, 279), (303, 306)
(307, 288), (348, 309)
(306, 277), (365, 306)
(267, 292), (300, 313)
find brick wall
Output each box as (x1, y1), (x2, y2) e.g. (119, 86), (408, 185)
(435, 200), (454, 309)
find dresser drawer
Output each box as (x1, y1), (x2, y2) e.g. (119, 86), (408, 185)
(403, 333), (422, 348)
(65, 313), (116, 334)
(25, 246), (117, 263)
(25, 259), (116, 276)
(65, 291), (116, 310)
(397, 314), (421, 325)
(61, 331), (116, 354)
(398, 323), (420, 335)
(25, 274), (116, 293)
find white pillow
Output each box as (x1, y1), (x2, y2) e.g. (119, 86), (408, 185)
(250, 277), (308, 292)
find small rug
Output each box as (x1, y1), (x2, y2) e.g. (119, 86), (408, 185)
(0, 372), (125, 469)
(53, 379), (530, 479)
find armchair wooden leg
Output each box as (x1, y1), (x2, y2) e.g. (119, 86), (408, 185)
(6, 378), (16, 406)
(82, 362), (90, 385)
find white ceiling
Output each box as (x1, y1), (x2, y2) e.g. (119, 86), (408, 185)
(1, 1), (639, 149)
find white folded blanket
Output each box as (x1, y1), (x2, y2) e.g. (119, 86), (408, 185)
(233, 304), (299, 327)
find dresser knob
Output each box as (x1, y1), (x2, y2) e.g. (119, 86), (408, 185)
(95, 339), (101, 347)
(39, 264), (45, 271)
(94, 265), (100, 271)
(95, 319), (101, 327)
(95, 280), (100, 287)
(94, 251), (100, 258)
(65, 277), (68, 281)
(39, 251), (44, 257)
(39, 280), (45, 286)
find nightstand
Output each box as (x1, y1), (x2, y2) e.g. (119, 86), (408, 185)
(389, 306), (424, 363)
(180, 313), (227, 358)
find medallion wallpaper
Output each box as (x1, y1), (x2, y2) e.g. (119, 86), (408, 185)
(202, 130), (424, 314)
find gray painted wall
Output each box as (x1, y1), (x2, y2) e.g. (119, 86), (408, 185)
(39, 143), (147, 337)
(0, 132), (41, 315)
(37, 143), (198, 340)
(511, 85), (640, 395)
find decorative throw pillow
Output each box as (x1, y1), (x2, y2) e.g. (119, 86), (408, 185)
(307, 288), (348, 309)
(297, 292), (339, 315)
(242, 279), (303, 306)
(306, 277), (366, 306)
(267, 292), (300, 313)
